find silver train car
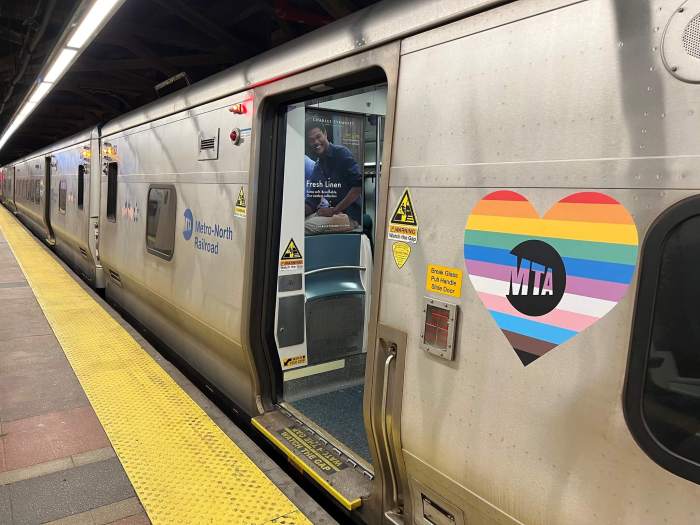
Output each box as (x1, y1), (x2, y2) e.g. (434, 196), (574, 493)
(3, 0), (700, 523)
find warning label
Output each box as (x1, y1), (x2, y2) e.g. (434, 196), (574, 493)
(234, 187), (246, 218)
(388, 189), (418, 244)
(426, 264), (463, 298)
(279, 426), (347, 473)
(280, 238), (303, 271)
(392, 242), (411, 269)
(282, 355), (307, 368)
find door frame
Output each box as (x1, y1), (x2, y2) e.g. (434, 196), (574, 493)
(243, 41), (404, 522)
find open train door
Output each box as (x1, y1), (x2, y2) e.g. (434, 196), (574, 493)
(248, 43), (410, 523)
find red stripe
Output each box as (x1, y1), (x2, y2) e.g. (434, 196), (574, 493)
(559, 192), (620, 205)
(482, 190), (527, 201)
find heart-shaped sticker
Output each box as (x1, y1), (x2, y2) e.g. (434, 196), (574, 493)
(464, 191), (638, 365)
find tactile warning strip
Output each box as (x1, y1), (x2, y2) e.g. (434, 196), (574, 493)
(0, 208), (311, 525)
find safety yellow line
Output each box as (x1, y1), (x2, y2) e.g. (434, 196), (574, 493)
(0, 207), (311, 525)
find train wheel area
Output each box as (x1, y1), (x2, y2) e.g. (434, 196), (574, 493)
(0, 206), (335, 525)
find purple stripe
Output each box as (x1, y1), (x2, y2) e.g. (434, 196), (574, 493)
(465, 259), (630, 302)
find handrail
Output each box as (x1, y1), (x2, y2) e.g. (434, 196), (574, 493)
(381, 345), (398, 508)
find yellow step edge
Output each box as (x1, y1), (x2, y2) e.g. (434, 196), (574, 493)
(251, 418), (362, 511)
(0, 207), (311, 525)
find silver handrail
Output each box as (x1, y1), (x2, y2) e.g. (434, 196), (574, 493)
(304, 265), (366, 276)
(381, 346), (398, 508)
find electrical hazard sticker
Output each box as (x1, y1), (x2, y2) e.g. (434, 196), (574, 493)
(234, 187), (246, 218)
(388, 189), (418, 244)
(280, 238), (303, 271)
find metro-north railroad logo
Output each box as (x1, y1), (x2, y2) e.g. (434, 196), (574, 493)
(464, 190), (639, 366)
(183, 208), (193, 240)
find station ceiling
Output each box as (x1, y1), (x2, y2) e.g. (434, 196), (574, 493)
(0, 0), (380, 164)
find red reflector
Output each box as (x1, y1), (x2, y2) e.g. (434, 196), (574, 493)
(229, 103), (246, 114)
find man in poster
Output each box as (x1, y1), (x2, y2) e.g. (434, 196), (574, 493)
(304, 119), (362, 234)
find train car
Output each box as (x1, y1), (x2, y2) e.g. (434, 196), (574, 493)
(4, 0), (700, 523)
(6, 129), (103, 287)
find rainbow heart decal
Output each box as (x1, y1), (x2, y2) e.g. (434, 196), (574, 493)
(464, 191), (639, 365)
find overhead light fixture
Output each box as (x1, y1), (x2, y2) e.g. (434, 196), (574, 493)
(43, 48), (78, 83)
(67, 0), (122, 49)
(29, 82), (53, 104)
(0, 0), (124, 156)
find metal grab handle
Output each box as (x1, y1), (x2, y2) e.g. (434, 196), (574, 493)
(304, 265), (366, 276)
(381, 344), (398, 508)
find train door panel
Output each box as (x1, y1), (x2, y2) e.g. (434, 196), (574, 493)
(251, 44), (407, 522)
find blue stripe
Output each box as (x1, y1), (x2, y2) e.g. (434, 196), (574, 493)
(490, 311), (576, 344)
(464, 244), (634, 284)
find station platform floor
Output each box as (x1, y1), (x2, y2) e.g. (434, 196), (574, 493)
(0, 208), (337, 525)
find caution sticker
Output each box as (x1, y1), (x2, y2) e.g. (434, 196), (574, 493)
(388, 189), (418, 244)
(426, 264), (463, 298)
(282, 355), (307, 369)
(234, 187), (246, 218)
(280, 238), (303, 271)
(392, 242), (411, 269)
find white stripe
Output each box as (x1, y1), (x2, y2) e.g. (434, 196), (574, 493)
(467, 275), (615, 318)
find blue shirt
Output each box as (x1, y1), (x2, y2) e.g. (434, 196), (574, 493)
(305, 143), (362, 223)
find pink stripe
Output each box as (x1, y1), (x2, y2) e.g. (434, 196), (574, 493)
(477, 292), (599, 332)
(465, 259), (629, 301)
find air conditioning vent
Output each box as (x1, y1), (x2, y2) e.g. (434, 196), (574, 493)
(198, 129), (220, 161)
(109, 269), (122, 286)
(79, 247), (89, 259)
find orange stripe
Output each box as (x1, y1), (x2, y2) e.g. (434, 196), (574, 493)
(470, 200), (539, 219)
(545, 202), (634, 224)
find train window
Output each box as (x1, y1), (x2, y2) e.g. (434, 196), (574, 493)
(625, 196), (700, 485)
(106, 162), (118, 221)
(77, 165), (84, 209)
(58, 180), (67, 213)
(146, 186), (176, 260)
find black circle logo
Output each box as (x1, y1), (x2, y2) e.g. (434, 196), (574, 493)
(506, 240), (566, 317)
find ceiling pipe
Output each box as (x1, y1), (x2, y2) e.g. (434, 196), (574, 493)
(0, 0), (57, 117)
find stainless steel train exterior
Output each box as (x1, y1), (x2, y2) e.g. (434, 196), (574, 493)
(4, 0), (700, 523)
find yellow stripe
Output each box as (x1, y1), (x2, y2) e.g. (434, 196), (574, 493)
(0, 207), (311, 525)
(252, 419), (362, 511)
(466, 214), (638, 245)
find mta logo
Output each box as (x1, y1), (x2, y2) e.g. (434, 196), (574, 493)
(183, 208), (193, 240)
(507, 240), (566, 317)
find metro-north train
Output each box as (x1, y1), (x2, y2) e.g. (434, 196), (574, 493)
(3, 0), (700, 523)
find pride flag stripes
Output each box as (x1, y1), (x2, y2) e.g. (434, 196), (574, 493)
(464, 191), (638, 365)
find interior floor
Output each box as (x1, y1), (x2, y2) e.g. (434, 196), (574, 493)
(291, 384), (370, 463)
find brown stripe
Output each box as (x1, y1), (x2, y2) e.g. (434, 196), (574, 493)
(501, 330), (557, 356)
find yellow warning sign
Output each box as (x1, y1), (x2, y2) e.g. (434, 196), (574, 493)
(234, 187), (246, 218)
(388, 189), (418, 243)
(426, 264), (463, 298)
(280, 238), (303, 271)
(283, 355), (307, 368)
(392, 242), (411, 269)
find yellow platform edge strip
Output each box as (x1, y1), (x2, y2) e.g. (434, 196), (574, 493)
(251, 419), (361, 511)
(0, 208), (311, 525)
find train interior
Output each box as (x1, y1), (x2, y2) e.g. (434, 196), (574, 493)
(272, 82), (386, 469)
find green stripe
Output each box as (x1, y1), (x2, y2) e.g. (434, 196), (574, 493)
(463, 229), (638, 264)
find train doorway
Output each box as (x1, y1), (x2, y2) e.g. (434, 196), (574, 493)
(252, 77), (389, 512)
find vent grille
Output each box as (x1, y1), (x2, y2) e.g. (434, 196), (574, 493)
(683, 13), (700, 59)
(199, 137), (216, 150)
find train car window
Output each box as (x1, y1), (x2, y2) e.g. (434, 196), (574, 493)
(58, 180), (67, 213)
(77, 165), (84, 209)
(146, 186), (176, 260)
(625, 195), (700, 485)
(106, 162), (118, 221)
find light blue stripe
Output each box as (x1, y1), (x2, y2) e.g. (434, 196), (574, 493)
(489, 310), (577, 344)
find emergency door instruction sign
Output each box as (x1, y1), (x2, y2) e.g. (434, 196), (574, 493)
(426, 264), (463, 298)
(388, 189), (418, 244)
(280, 238), (303, 271)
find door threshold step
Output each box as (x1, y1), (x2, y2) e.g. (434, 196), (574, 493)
(252, 407), (372, 511)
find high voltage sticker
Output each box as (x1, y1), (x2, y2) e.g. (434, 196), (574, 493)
(234, 187), (247, 218)
(388, 189), (418, 244)
(280, 238), (303, 271)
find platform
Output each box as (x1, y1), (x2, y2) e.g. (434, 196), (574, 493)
(0, 208), (336, 525)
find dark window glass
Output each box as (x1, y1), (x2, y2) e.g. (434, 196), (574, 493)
(77, 165), (85, 209)
(106, 162), (117, 221)
(146, 186), (176, 260)
(626, 197), (700, 485)
(35, 180), (40, 204)
(58, 180), (67, 213)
